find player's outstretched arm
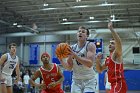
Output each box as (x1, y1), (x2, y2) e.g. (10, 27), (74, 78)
(108, 22), (122, 57)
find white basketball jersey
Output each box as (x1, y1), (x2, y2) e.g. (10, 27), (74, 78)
(71, 41), (96, 79)
(2, 53), (19, 75)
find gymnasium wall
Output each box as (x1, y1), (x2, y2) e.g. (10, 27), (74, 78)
(0, 34), (140, 92)
(0, 34), (139, 66)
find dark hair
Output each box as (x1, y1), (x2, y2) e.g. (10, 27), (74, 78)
(9, 43), (17, 49)
(79, 26), (90, 37)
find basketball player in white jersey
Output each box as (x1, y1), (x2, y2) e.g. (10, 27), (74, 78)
(59, 26), (97, 93)
(0, 43), (20, 93)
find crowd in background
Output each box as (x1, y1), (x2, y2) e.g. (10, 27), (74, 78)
(12, 65), (41, 93)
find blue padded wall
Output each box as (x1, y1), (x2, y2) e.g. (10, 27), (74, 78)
(52, 44), (60, 64)
(99, 70), (140, 90)
(63, 70), (72, 92)
(124, 70), (140, 90)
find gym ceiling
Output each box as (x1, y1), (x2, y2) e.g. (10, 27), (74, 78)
(0, 0), (140, 36)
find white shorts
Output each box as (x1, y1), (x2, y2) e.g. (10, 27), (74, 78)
(105, 82), (111, 89)
(71, 78), (97, 93)
(0, 73), (12, 86)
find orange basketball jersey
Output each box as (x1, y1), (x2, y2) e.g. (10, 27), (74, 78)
(39, 63), (64, 93)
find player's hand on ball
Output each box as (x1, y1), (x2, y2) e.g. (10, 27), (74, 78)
(55, 43), (71, 59)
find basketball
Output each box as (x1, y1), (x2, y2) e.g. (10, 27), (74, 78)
(55, 43), (71, 59)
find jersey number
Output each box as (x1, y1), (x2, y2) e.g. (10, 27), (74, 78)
(51, 78), (55, 82)
(9, 63), (16, 69)
(76, 54), (85, 65)
(76, 60), (82, 65)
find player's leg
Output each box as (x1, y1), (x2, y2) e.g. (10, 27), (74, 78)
(84, 78), (96, 93)
(1, 83), (7, 93)
(105, 89), (110, 93)
(71, 79), (82, 93)
(6, 75), (13, 93)
(105, 82), (111, 93)
(110, 80), (127, 93)
(7, 86), (13, 93)
(1, 73), (7, 93)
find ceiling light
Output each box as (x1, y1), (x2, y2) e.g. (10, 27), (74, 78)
(13, 23), (17, 26)
(87, 21), (101, 23)
(76, 0), (81, 2)
(41, 3), (118, 11)
(99, 3), (117, 6)
(60, 19), (125, 25)
(61, 22), (77, 25)
(43, 3), (48, 6)
(61, 20), (101, 25)
(73, 5), (89, 8)
(110, 14), (115, 20)
(17, 25), (22, 27)
(111, 19), (124, 22)
(62, 18), (67, 21)
(42, 8), (57, 10)
(89, 17), (94, 20)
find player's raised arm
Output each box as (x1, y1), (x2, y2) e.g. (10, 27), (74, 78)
(108, 22), (122, 57)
